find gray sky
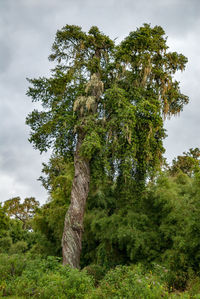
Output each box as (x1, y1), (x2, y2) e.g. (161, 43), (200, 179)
(0, 0), (200, 204)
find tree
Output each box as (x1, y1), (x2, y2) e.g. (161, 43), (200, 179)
(4, 197), (39, 229)
(0, 203), (10, 238)
(170, 148), (200, 176)
(26, 24), (188, 268)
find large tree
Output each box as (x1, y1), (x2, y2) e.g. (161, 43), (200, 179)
(26, 24), (188, 268)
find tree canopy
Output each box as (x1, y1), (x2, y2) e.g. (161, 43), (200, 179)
(26, 24), (188, 182)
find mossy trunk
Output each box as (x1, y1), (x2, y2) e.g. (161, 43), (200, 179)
(62, 135), (90, 268)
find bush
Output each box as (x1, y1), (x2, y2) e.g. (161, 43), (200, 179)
(0, 254), (28, 297)
(0, 254), (27, 281)
(11, 264), (94, 298)
(91, 264), (168, 298)
(0, 254), (94, 298)
(36, 267), (94, 298)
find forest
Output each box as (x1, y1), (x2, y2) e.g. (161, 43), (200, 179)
(1, 24), (200, 298)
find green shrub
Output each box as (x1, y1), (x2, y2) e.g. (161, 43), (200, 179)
(0, 254), (27, 282)
(91, 264), (168, 298)
(12, 255), (61, 283)
(11, 264), (94, 298)
(0, 254), (94, 298)
(37, 266), (94, 298)
(0, 254), (28, 297)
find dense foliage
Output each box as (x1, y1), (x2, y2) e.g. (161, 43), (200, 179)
(1, 151), (200, 297)
(26, 23), (188, 191)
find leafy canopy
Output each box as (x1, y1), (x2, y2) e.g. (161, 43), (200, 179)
(26, 23), (188, 189)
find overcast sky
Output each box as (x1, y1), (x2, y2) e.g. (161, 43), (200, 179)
(0, 0), (200, 204)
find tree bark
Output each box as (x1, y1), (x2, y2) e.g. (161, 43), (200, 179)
(62, 135), (90, 268)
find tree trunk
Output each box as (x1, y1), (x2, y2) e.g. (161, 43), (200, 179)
(62, 72), (102, 268)
(62, 135), (90, 268)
